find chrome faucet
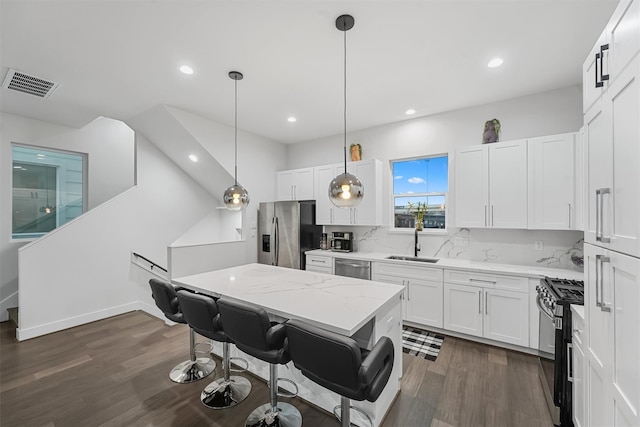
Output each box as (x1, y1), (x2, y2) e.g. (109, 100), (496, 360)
(414, 228), (421, 257)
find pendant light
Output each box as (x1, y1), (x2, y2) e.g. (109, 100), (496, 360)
(223, 71), (250, 210)
(329, 14), (364, 208)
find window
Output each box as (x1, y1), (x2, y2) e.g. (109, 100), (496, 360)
(392, 155), (448, 230)
(12, 144), (86, 239)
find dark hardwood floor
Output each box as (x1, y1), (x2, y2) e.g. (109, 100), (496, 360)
(0, 311), (552, 427)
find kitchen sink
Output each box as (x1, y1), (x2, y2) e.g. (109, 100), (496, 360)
(385, 255), (439, 263)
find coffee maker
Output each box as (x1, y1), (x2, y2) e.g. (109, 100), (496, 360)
(330, 231), (353, 252)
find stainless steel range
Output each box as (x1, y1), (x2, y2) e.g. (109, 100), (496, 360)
(536, 277), (584, 427)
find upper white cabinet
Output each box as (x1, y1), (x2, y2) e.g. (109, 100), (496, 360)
(276, 167), (314, 201)
(584, 54), (640, 257)
(583, 0), (639, 115)
(455, 139), (528, 228)
(528, 133), (578, 230)
(314, 159), (383, 226)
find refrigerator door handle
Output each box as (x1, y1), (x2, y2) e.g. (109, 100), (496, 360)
(274, 216), (279, 266)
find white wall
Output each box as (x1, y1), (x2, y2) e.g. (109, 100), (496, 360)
(17, 133), (218, 339)
(287, 86), (585, 269)
(0, 114), (135, 322)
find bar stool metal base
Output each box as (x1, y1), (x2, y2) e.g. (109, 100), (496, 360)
(169, 357), (216, 384)
(245, 402), (302, 427)
(201, 375), (252, 409)
(333, 396), (373, 427)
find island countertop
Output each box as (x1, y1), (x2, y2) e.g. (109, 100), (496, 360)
(171, 262), (404, 336)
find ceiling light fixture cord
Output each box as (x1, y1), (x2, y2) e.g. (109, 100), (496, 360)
(234, 77), (238, 186)
(343, 19), (347, 174)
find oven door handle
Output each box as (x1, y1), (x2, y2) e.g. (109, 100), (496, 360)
(567, 342), (574, 383)
(536, 295), (554, 320)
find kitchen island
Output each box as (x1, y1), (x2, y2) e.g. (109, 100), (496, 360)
(172, 263), (403, 427)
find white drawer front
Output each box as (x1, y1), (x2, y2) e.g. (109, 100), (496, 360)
(443, 269), (528, 293)
(373, 262), (443, 282)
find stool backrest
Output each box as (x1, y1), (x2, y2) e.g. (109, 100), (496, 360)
(216, 298), (274, 351)
(175, 290), (220, 338)
(286, 318), (394, 402)
(149, 278), (183, 324)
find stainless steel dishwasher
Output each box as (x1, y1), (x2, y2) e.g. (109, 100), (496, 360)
(334, 258), (371, 280)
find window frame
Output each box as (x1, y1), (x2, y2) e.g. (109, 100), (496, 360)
(11, 143), (88, 241)
(390, 153), (450, 234)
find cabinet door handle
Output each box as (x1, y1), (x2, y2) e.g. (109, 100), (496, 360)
(595, 51), (603, 88)
(600, 44), (609, 83)
(568, 203), (572, 228)
(478, 290), (482, 314)
(485, 291), (489, 314)
(595, 254), (601, 308)
(470, 278), (496, 285)
(567, 343), (574, 382)
(597, 188), (611, 243)
(484, 205), (488, 227)
(598, 255), (611, 312)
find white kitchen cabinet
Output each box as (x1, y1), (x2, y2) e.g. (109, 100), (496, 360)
(444, 283), (484, 338)
(444, 270), (529, 347)
(528, 133), (578, 230)
(572, 305), (586, 427)
(584, 244), (640, 427)
(305, 254), (333, 274)
(373, 262), (443, 328)
(585, 55), (640, 257)
(314, 159), (383, 226)
(455, 139), (528, 229)
(276, 167), (314, 201)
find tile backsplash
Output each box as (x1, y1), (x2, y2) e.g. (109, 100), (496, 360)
(325, 226), (584, 271)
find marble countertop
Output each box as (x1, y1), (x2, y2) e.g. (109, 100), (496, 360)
(306, 249), (584, 281)
(172, 263), (403, 336)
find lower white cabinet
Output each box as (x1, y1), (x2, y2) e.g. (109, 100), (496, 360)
(572, 306), (586, 427)
(584, 243), (640, 427)
(443, 270), (529, 347)
(305, 254), (333, 274)
(372, 262), (443, 328)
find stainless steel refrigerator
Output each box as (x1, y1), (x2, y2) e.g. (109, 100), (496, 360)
(258, 200), (322, 269)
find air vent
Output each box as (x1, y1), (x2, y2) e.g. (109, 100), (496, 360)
(2, 68), (59, 99)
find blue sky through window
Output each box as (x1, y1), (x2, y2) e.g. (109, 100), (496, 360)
(393, 156), (448, 196)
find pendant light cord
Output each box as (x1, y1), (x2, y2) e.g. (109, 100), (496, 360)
(343, 21), (348, 174)
(234, 77), (238, 186)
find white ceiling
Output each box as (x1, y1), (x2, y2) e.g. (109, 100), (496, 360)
(0, 0), (617, 144)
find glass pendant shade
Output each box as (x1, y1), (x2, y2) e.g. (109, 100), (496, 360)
(223, 184), (250, 211)
(329, 172), (363, 207)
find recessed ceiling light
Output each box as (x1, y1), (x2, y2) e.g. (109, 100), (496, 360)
(179, 65), (194, 75)
(405, 109), (416, 115)
(287, 116), (297, 123)
(488, 58), (504, 68)
(189, 154), (198, 162)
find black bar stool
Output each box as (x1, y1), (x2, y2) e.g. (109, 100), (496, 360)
(217, 298), (302, 427)
(176, 290), (252, 409)
(285, 319), (395, 427)
(148, 278), (215, 383)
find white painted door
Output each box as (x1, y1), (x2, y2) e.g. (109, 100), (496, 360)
(584, 96), (611, 247)
(607, 250), (640, 427)
(606, 0), (640, 86)
(406, 278), (443, 328)
(276, 170), (295, 201)
(488, 139), (528, 228)
(482, 288), (529, 347)
(527, 133), (575, 229)
(443, 283), (483, 338)
(585, 244), (613, 426)
(609, 56), (640, 258)
(314, 165), (334, 224)
(454, 145), (489, 228)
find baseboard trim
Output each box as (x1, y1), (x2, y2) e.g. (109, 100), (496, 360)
(16, 302), (139, 341)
